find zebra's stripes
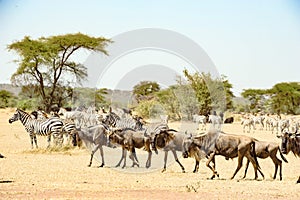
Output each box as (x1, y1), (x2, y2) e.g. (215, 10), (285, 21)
(103, 111), (121, 127)
(61, 122), (79, 146)
(9, 109), (64, 148)
(103, 111), (144, 130)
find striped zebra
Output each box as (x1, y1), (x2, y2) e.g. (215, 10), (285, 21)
(61, 122), (79, 146)
(8, 109), (64, 148)
(32, 110), (77, 145)
(103, 111), (144, 130)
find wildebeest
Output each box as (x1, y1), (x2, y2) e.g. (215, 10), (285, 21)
(151, 129), (186, 173)
(278, 131), (300, 183)
(243, 140), (288, 180)
(182, 134), (206, 173)
(73, 124), (111, 167)
(0, 153), (5, 158)
(182, 130), (262, 180)
(108, 128), (152, 168)
(224, 117), (234, 124)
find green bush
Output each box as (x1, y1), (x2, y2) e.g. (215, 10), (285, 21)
(134, 100), (166, 119)
(17, 99), (39, 111)
(0, 90), (17, 108)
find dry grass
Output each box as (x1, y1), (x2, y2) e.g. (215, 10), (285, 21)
(22, 144), (78, 154)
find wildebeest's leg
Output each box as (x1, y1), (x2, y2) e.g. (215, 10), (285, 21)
(129, 147), (139, 167)
(145, 139), (152, 168)
(116, 147), (125, 167)
(245, 151), (262, 180)
(193, 160), (199, 173)
(145, 150), (152, 168)
(270, 153), (282, 180)
(171, 149), (185, 173)
(122, 148), (127, 168)
(206, 153), (219, 179)
(243, 159), (250, 179)
(242, 158), (262, 179)
(88, 144), (100, 167)
(132, 148), (139, 164)
(98, 145), (105, 167)
(161, 151), (168, 172)
(231, 151), (244, 180)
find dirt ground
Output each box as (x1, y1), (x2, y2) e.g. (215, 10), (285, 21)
(0, 108), (299, 199)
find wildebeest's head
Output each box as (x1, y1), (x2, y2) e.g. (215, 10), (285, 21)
(70, 130), (82, 147)
(182, 135), (193, 158)
(108, 128), (123, 144)
(278, 131), (297, 154)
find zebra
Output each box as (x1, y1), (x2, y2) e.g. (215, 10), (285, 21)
(8, 109), (64, 148)
(103, 110), (144, 131)
(241, 117), (255, 133)
(252, 115), (265, 130)
(61, 121), (78, 145)
(32, 109), (77, 145)
(192, 114), (207, 130)
(208, 114), (222, 130)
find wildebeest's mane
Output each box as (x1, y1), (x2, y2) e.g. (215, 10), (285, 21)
(192, 130), (220, 153)
(163, 129), (177, 142)
(154, 129), (177, 148)
(120, 127), (136, 132)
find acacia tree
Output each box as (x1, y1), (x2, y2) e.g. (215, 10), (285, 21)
(241, 82), (300, 114)
(133, 81), (160, 103)
(241, 89), (266, 112)
(183, 70), (233, 115)
(268, 82), (300, 114)
(8, 33), (111, 111)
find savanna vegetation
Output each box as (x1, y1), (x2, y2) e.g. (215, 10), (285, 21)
(2, 33), (299, 117)
(7, 33), (111, 112)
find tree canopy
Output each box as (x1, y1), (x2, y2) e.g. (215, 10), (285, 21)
(8, 33), (112, 111)
(133, 81), (160, 103)
(241, 82), (300, 114)
(183, 70), (234, 115)
(268, 82), (300, 114)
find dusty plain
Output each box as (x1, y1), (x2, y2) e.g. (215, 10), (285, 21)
(0, 108), (299, 199)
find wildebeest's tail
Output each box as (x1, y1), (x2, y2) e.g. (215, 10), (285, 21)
(251, 141), (261, 170)
(279, 148), (288, 163)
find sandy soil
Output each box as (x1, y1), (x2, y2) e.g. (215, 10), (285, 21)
(0, 108), (299, 199)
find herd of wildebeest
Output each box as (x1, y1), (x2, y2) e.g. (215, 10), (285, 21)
(4, 106), (300, 183)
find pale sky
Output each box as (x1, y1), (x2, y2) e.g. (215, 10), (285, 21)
(1, 0), (300, 96)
